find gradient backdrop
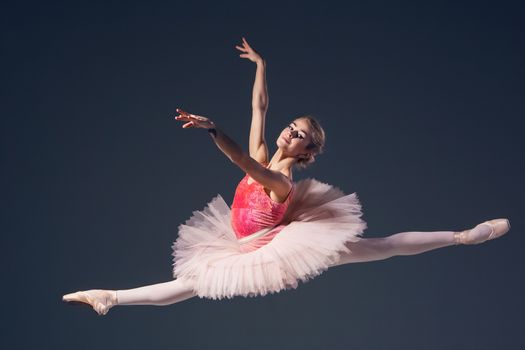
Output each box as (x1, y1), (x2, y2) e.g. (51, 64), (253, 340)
(2, 1), (524, 349)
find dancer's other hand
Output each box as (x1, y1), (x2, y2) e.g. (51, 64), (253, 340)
(174, 108), (216, 129)
(235, 37), (263, 64)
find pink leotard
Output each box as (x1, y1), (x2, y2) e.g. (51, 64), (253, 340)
(230, 165), (294, 242)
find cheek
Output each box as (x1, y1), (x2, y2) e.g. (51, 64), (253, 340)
(296, 138), (307, 146)
(289, 141), (304, 151)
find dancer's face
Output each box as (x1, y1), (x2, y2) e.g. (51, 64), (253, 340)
(276, 118), (313, 159)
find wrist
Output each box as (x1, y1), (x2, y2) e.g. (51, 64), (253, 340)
(256, 58), (265, 67)
(207, 127), (217, 138)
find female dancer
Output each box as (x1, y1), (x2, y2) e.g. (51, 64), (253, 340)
(63, 37), (511, 316)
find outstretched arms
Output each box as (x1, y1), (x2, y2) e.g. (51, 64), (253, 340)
(174, 109), (291, 198)
(236, 37), (269, 164)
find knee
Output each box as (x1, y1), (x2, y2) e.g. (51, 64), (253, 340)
(344, 237), (395, 262)
(375, 236), (396, 258)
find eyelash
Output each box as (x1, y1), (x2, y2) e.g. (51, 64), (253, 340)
(288, 125), (304, 139)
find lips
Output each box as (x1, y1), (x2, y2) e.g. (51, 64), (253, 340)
(281, 136), (290, 144)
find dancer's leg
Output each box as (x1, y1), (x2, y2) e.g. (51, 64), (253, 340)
(332, 224), (492, 266)
(116, 279), (197, 306)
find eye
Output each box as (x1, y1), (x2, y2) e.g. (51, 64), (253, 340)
(287, 125), (305, 139)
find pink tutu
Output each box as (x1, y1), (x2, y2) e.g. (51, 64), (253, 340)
(171, 175), (367, 300)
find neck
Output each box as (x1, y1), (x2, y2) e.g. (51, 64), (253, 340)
(268, 148), (296, 177)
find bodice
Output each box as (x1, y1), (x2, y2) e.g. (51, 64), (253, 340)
(230, 171), (294, 239)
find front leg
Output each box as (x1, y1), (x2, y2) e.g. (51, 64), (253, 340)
(332, 230), (457, 266)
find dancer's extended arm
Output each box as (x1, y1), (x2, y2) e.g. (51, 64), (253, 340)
(236, 37), (269, 164)
(174, 109), (291, 197)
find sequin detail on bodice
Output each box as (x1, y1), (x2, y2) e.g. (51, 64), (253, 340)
(231, 172), (294, 239)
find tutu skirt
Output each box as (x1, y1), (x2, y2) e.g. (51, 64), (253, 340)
(171, 178), (367, 300)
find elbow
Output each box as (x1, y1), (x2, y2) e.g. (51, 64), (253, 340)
(231, 150), (246, 165)
(252, 103), (268, 113)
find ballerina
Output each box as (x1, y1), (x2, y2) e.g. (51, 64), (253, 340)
(63, 37), (511, 316)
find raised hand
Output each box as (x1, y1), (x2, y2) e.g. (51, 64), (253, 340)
(235, 37), (263, 64)
(174, 108), (216, 129)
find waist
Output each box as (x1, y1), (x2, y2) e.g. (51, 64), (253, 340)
(231, 208), (287, 238)
(237, 226), (278, 244)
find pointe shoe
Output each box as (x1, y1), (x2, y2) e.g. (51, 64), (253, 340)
(63, 289), (118, 316)
(454, 218), (511, 245)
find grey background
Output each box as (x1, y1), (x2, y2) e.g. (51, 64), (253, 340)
(2, 0), (524, 349)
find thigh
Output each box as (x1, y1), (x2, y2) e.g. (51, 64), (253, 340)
(332, 237), (393, 266)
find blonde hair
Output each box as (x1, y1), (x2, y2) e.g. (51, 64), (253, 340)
(294, 115), (326, 170)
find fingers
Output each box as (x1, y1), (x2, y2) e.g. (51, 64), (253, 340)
(236, 37), (253, 53)
(176, 115), (194, 123)
(174, 107), (214, 130)
(176, 108), (190, 116)
(177, 109), (208, 121)
(175, 108), (192, 123)
(242, 37), (252, 49)
(174, 108), (207, 129)
(175, 108), (199, 120)
(176, 114), (204, 121)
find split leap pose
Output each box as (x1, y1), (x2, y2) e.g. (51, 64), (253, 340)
(63, 38), (511, 315)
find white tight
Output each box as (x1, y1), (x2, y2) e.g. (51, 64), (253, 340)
(117, 279), (196, 306)
(115, 225), (491, 307)
(332, 229), (457, 266)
